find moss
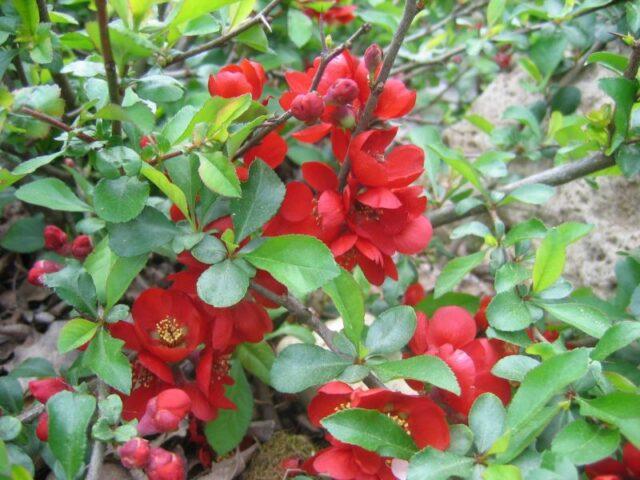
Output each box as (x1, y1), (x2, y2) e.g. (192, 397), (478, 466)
(244, 431), (316, 480)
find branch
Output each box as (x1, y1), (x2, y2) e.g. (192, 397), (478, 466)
(337, 0), (421, 189)
(11, 55), (29, 86)
(85, 381), (107, 480)
(405, 0), (489, 43)
(249, 282), (385, 389)
(17, 403), (44, 423)
(19, 107), (98, 144)
(95, 0), (121, 136)
(36, 0), (76, 111)
(231, 23), (372, 160)
(163, 0), (283, 66)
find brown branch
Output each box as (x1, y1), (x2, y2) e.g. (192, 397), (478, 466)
(19, 107), (98, 144)
(405, 0), (489, 43)
(85, 381), (107, 480)
(163, 0), (283, 66)
(249, 282), (385, 389)
(230, 23), (372, 160)
(95, 0), (121, 136)
(336, 0), (421, 189)
(17, 403), (45, 423)
(35, 0), (76, 110)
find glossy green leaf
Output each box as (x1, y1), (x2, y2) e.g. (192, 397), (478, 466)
(538, 301), (611, 338)
(487, 290), (532, 331)
(371, 355), (459, 394)
(197, 259), (250, 307)
(365, 306), (416, 355)
(15, 178), (90, 212)
(592, 320), (640, 360)
(107, 207), (177, 257)
(198, 152), (241, 198)
(57, 318), (98, 353)
(236, 341), (274, 385)
(93, 177), (149, 223)
(407, 448), (474, 480)
(435, 251), (486, 298)
(469, 393), (506, 453)
(83, 328), (132, 394)
(324, 269), (365, 349)
(551, 419), (620, 465)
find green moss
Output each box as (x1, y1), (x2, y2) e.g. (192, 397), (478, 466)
(244, 431), (316, 480)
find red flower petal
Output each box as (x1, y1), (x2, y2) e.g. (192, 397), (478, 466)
(374, 78), (416, 119)
(302, 162), (338, 192)
(244, 131), (287, 169)
(427, 306), (477, 349)
(393, 215), (432, 255)
(281, 182), (314, 222)
(292, 123), (332, 143)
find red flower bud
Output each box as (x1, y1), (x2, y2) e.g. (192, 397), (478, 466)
(44, 225), (68, 252)
(119, 438), (151, 469)
(291, 92), (325, 122)
(138, 389), (191, 436)
(494, 52), (512, 70)
(146, 448), (185, 480)
(332, 105), (356, 130)
(403, 283), (425, 306)
(27, 260), (63, 287)
(29, 377), (70, 404)
(63, 158), (76, 168)
(36, 413), (48, 441)
(364, 44), (383, 74)
(71, 235), (93, 260)
(325, 78), (359, 105)
(623, 442), (640, 476)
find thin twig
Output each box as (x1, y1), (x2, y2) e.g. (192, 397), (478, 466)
(163, 0), (283, 66)
(18, 107), (98, 144)
(17, 403), (44, 423)
(12, 56), (29, 86)
(337, 0), (421, 189)
(249, 282), (385, 389)
(35, 0), (76, 110)
(95, 0), (121, 136)
(85, 381), (107, 480)
(231, 23), (372, 160)
(405, 0), (489, 43)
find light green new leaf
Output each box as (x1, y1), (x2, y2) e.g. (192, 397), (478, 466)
(83, 328), (132, 394)
(140, 163), (189, 221)
(324, 269), (365, 349)
(551, 419), (620, 465)
(591, 321), (640, 360)
(198, 152), (241, 198)
(57, 318), (98, 353)
(538, 301), (611, 338)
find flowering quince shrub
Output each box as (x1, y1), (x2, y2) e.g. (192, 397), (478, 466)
(1, 1), (640, 480)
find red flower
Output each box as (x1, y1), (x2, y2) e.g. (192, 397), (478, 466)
(474, 295), (491, 331)
(183, 349), (235, 421)
(308, 382), (450, 450)
(302, 1), (356, 25)
(71, 235), (93, 260)
(27, 260), (62, 286)
(146, 448), (186, 480)
(120, 354), (175, 421)
(36, 412), (49, 441)
(119, 438), (151, 469)
(307, 439), (396, 480)
(137, 388), (191, 436)
(291, 92), (325, 122)
(132, 288), (205, 363)
(586, 443), (640, 479)
(408, 307), (512, 416)
(403, 283), (425, 306)
(349, 128), (424, 188)
(208, 59), (266, 100)
(28, 377), (71, 404)
(241, 130), (288, 173)
(43, 225), (68, 253)
(325, 78), (360, 105)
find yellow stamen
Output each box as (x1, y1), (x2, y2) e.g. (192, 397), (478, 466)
(156, 316), (186, 347)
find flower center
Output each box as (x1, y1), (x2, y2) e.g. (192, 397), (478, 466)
(132, 362), (154, 390)
(156, 316), (186, 347)
(386, 412), (411, 435)
(354, 202), (381, 221)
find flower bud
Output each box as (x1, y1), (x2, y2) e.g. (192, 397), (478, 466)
(71, 235), (93, 260)
(140, 135), (156, 149)
(138, 389), (191, 436)
(494, 52), (512, 70)
(27, 260), (63, 287)
(325, 78), (359, 105)
(29, 377), (70, 404)
(146, 448), (185, 480)
(332, 105), (356, 130)
(119, 438), (151, 469)
(364, 44), (383, 74)
(291, 92), (325, 122)
(36, 413), (48, 442)
(44, 225), (68, 253)
(403, 283), (425, 306)
(63, 158), (76, 168)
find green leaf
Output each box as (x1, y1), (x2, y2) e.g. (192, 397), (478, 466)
(47, 391), (96, 480)
(137, 75), (184, 103)
(288, 9), (313, 47)
(168, 0), (239, 33)
(13, 0), (39, 36)
(550, 86), (582, 115)
(532, 229), (565, 293)
(365, 306), (416, 355)
(85, 238), (148, 308)
(491, 355), (540, 382)
(487, 290), (532, 331)
(435, 251), (486, 298)
(600, 77), (637, 153)
(591, 320), (640, 360)
(371, 355), (459, 394)
(191, 234), (228, 264)
(107, 206), (177, 257)
(57, 318), (98, 353)
(230, 160), (285, 242)
(271, 344), (351, 393)
(45, 266), (98, 317)
(244, 234), (340, 298)
(507, 349), (590, 431)
(198, 152), (241, 198)
(93, 177), (149, 223)
(9, 357), (56, 379)
(529, 32), (568, 79)
(324, 269), (365, 349)
(428, 143), (487, 196)
(494, 263), (530, 293)
(506, 184), (556, 205)
(12, 151), (63, 176)
(537, 301), (611, 338)
(587, 52), (628, 75)
(487, 0), (506, 25)
(236, 25), (268, 52)
(140, 164), (189, 222)
(83, 328), (132, 394)
(551, 419), (620, 465)
(322, 408), (418, 460)
(504, 218), (547, 246)
(0, 215), (44, 253)
(415, 293), (480, 317)
(615, 143), (640, 178)
(483, 465), (522, 480)
(15, 178), (90, 212)
(407, 448), (474, 480)
(197, 259), (250, 308)
(236, 341), (274, 385)
(204, 360), (253, 455)
(578, 392), (640, 447)
(469, 393), (506, 453)
(0, 377), (23, 414)
(0, 416), (22, 442)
